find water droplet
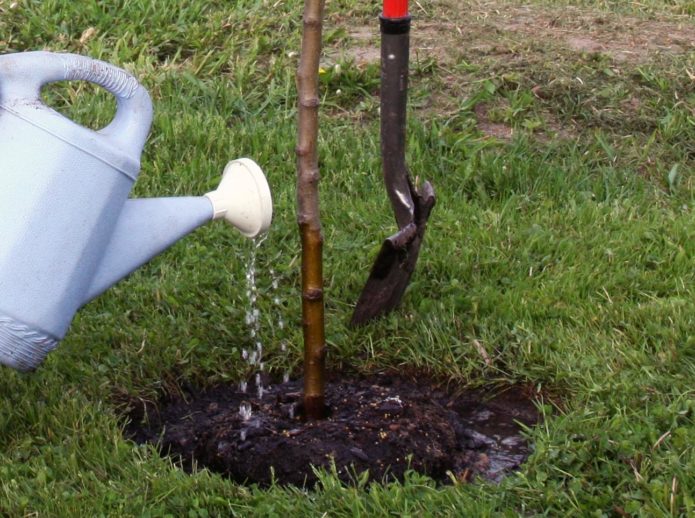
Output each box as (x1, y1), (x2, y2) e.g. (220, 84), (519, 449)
(283, 372), (290, 384)
(239, 402), (252, 421)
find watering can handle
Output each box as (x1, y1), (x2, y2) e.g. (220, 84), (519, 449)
(0, 51), (152, 158)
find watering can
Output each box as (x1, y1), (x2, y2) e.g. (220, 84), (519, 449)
(0, 52), (273, 372)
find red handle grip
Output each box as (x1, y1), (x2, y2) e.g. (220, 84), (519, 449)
(383, 0), (408, 19)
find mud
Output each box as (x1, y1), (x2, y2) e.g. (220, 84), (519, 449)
(125, 374), (540, 487)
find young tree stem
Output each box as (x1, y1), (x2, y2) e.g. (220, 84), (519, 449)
(296, 0), (326, 420)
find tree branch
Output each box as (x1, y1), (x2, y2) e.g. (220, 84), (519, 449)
(296, 0), (327, 420)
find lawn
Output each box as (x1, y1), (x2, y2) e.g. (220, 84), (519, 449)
(1, 0), (695, 515)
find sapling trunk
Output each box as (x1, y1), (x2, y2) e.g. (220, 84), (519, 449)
(296, 0), (327, 420)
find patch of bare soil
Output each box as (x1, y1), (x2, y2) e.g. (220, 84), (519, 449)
(327, 0), (694, 133)
(474, 103), (514, 141)
(343, 25), (380, 66)
(125, 374), (539, 487)
(497, 5), (695, 63)
(333, 1), (695, 67)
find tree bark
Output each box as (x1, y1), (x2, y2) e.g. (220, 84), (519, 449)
(296, 0), (327, 420)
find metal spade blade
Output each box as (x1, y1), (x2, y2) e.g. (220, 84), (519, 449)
(351, 8), (436, 325)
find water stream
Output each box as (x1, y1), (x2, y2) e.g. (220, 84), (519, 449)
(240, 234), (291, 405)
(269, 266), (291, 386)
(242, 236), (265, 396)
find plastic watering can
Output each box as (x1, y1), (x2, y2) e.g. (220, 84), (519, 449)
(0, 52), (273, 371)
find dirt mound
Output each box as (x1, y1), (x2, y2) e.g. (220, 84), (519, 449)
(125, 374), (539, 487)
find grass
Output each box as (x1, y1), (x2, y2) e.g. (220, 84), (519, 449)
(1, 0), (695, 515)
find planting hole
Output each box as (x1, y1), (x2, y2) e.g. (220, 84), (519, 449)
(124, 374), (542, 487)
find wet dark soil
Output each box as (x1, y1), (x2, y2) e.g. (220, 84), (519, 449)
(125, 374), (539, 487)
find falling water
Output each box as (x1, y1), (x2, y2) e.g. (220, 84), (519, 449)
(243, 236), (267, 398)
(239, 402), (253, 443)
(269, 267), (291, 385)
(240, 235), (291, 403)
(239, 402), (252, 421)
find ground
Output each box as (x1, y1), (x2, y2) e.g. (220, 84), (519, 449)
(331, 0), (695, 140)
(125, 374), (539, 486)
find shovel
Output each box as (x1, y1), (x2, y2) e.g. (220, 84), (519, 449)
(351, 0), (435, 325)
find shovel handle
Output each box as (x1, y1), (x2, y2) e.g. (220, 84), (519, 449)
(383, 0), (408, 19)
(380, 11), (413, 229)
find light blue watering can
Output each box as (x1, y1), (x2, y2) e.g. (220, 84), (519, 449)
(0, 52), (273, 371)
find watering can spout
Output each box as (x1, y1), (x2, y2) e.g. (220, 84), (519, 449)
(0, 51), (273, 372)
(83, 159), (272, 304)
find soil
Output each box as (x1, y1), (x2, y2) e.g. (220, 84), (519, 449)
(334, 1), (695, 69)
(125, 374), (540, 487)
(474, 103), (514, 141)
(326, 0), (695, 138)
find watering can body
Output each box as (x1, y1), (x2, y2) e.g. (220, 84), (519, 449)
(0, 52), (272, 371)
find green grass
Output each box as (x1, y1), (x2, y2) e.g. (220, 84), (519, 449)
(2, 0), (695, 515)
(533, 0), (695, 16)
